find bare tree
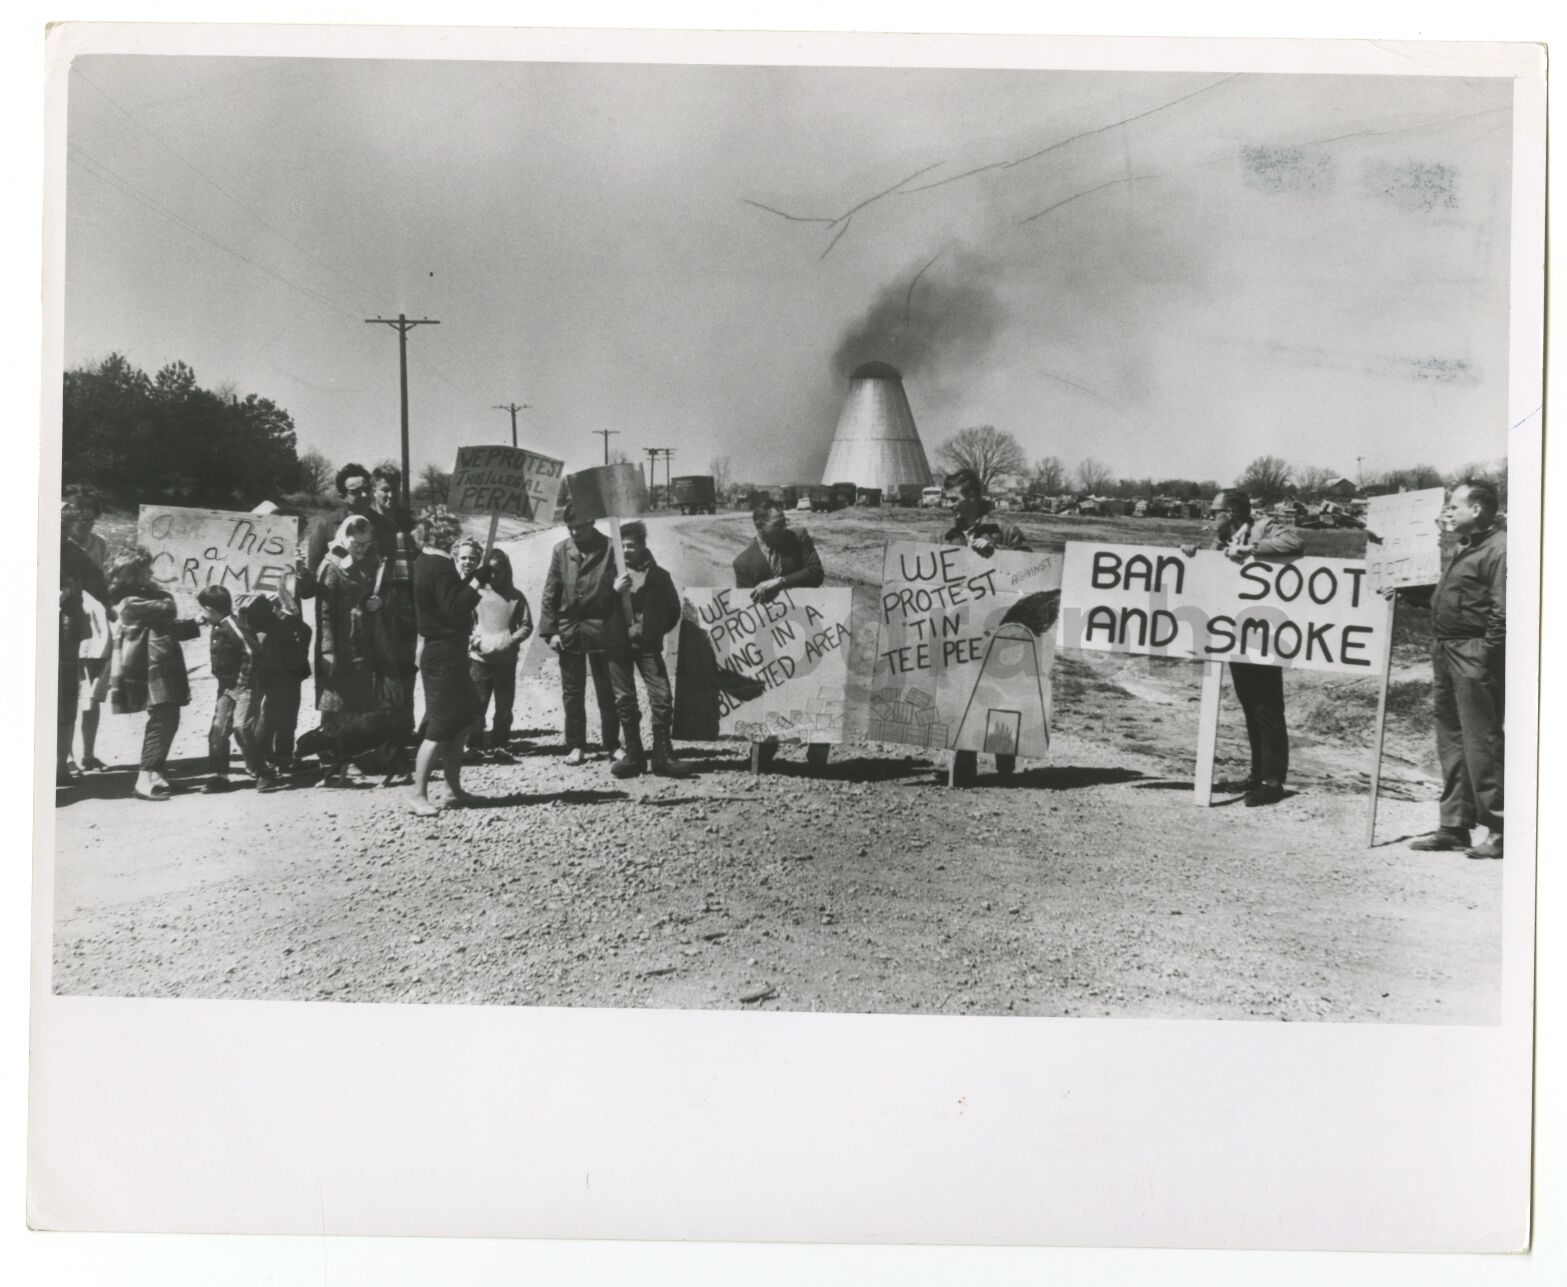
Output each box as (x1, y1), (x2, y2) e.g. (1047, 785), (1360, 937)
(1076, 456), (1115, 495)
(1292, 465), (1337, 499)
(1028, 454), (1066, 494)
(709, 454), (733, 502)
(1237, 455), (1293, 505)
(1447, 459), (1507, 508)
(296, 448), (334, 498)
(1377, 463), (1446, 493)
(934, 425), (1027, 493)
(416, 462), (452, 508)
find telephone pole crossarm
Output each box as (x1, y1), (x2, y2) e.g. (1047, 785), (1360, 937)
(366, 313), (441, 510)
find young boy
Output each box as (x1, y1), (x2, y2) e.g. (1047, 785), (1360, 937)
(613, 521), (691, 778)
(246, 590), (312, 787)
(196, 585), (265, 793)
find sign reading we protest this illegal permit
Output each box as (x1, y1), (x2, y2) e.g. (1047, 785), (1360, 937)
(447, 445), (565, 524)
(1057, 543), (1389, 674)
(137, 505), (301, 614)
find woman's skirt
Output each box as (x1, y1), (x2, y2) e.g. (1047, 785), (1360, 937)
(418, 637), (481, 741)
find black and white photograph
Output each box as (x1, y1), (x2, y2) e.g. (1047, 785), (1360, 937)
(28, 21), (1546, 1256)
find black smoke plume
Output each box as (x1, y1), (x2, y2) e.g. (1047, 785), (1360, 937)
(831, 251), (1006, 381)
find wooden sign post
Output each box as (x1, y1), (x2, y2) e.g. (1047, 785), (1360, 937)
(1362, 488), (1443, 847)
(1365, 593), (1399, 847)
(1193, 660), (1223, 807)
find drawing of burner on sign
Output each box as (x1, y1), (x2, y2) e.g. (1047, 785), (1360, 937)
(873, 542), (1062, 760)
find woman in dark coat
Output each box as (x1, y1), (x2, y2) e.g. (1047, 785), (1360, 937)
(409, 507), (486, 815)
(106, 547), (202, 801)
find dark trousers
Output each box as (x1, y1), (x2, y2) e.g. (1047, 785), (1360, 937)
(207, 682), (256, 776)
(253, 675), (302, 766)
(1433, 638), (1504, 832)
(560, 647), (639, 751)
(469, 658), (517, 749)
(1229, 661), (1288, 786)
(141, 703), (181, 772)
(630, 651), (674, 742)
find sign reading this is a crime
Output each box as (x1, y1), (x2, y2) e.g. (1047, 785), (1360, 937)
(1057, 543), (1388, 673)
(138, 505), (301, 613)
(447, 445), (564, 523)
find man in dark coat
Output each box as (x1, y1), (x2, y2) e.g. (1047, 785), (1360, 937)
(732, 500), (827, 770)
(1189, 488), (1305, 807)
(942, 468), (1030, 556)
(539, 505), (644, 778)
(733, 500), (824, 603)
(613, 520), (691, 777)
(940, 469), (1030, 784)
(1410, 480), (1506, 859)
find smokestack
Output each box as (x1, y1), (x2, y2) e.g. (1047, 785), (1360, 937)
(821, 361), (933, 490)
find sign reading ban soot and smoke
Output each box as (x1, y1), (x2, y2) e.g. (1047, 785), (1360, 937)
(1057, 544), (1388, 674)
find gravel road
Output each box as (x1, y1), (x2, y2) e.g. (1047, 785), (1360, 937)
(49, 509), (1502, 1022)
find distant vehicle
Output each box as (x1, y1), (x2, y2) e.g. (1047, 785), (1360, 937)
(806, 485), (832, 512)
(888, 483), (925, 508)
(795, 496), (812, 511)
(670, 475), (717, 515)
(857, 487), (882, 507)
(829, 481), (858, 511)
(920, 486), (945, 508)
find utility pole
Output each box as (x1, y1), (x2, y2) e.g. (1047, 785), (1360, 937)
(494, 401), (530, 448)
(365, 313), (440, 509)
(592, 429), (620, 465)
(642, 447), (663, 505)
(662, 448), (676, 496)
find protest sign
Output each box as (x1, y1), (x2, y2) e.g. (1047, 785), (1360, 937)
(1364, 487), (1444, 591)
(447, 445), (565, 525)
(138, 505), (301, 614)
(673, 587), (856, 743)
(565, 462), (648, 522)
(1057, 544), (1388, 674)
(871, 542), (1062, 760)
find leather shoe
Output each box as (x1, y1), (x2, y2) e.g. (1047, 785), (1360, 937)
(1243, 783), (1285, 807)
(1410, 828), (1471, 852)
(1466, 834), (1503, 860)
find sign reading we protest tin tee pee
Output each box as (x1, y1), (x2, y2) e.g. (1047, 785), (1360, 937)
(870, 542), (1063, 759)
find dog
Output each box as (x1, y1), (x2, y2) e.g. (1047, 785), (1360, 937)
(295, 712), (411, 787)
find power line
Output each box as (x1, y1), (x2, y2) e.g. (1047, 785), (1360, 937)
(66, 145), (367, 324)
(494, 401), (530, 448)
(592, 429), (620, 465)
(73, 67), (393, 314)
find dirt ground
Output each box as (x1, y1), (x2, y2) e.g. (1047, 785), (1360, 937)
(50, 508), (1501, 1022)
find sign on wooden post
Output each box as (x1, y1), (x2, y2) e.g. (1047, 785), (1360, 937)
(1058, 542), (1391, 804)
(566, 462), (651, 620)
(448, 444), (566, 558)
(137, 505), (301, 615)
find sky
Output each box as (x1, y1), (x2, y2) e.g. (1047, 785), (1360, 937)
(62, 55), (1515, 490)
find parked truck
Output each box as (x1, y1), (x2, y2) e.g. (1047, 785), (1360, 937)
(670, 474), (717, 515)
(829, 481), (858, 511)
(888, 483), (925, 508)
(856, 487), (883, 507)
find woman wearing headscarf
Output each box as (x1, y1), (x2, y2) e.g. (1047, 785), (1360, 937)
(410, 508), (487, 815)
(105, 547), (202, 801)
(312, 514), (383, 733)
